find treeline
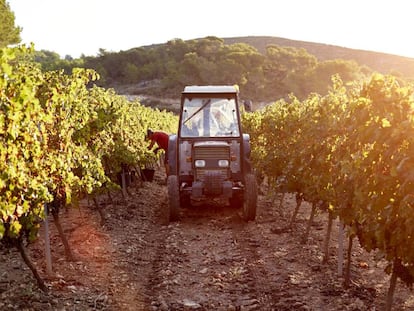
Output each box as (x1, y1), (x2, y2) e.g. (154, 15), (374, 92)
(0, 45), (177, 289)
(35, 36), (372, 102)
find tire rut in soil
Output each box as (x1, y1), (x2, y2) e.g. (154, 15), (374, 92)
(229, 218), (282, 310)
(145, 199), (277, 310)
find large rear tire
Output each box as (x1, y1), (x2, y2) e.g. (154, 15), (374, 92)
(229, 195), (242, 208)
(167, 175), (180, 221)
(243, 173), (257, 221)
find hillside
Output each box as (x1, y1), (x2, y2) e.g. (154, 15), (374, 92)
(140, 35), (414, 79)
(222, 36), (414, 78)
(78, 35), (414, 106)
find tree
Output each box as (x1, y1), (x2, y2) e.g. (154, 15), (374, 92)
(0, 0), (21, 47)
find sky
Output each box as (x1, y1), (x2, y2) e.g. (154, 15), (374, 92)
(7, 0), (414, 59)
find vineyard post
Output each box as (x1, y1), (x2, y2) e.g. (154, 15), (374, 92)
(38, 121), (53, 275)
(43, 205), (53, 276)
(337, 221), (344, 276)
(121, 167), (127, 198)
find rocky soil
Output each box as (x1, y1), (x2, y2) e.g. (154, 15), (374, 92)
(1, 169), (413, 311)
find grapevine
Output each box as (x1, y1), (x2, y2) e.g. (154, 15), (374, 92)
(0, 45), (177, 290)
(244, 73), (414, 309)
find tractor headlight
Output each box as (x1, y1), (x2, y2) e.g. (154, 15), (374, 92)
(195, 160), (206, 167)
(218, 160), (229, 167)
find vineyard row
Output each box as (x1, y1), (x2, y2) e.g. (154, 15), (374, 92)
(243, 73), (414, 309)
(0, 45), (177, 252)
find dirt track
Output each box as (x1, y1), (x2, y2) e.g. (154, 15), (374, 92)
(1, 170), (413, 310)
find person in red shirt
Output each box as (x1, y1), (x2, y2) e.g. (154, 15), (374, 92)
(146, 129), (170, 176)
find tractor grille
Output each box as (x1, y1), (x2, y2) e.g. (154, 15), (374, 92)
(194, 146), (229, 159)
(194, 145), (230, 184)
